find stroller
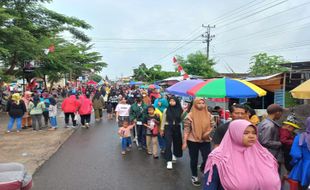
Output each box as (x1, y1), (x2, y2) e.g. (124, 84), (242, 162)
(0, 162), (32, 190)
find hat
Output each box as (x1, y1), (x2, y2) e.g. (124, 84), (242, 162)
(12, 93), (21, 102)
(283, 113), (300, 129)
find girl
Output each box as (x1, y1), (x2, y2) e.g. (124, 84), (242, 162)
(183, 98), (213, 187)
(161, 96), (183, 170)
(48, 97), (58, 130)
(118, 120), (135, 155)
(204, 119), (281, 190)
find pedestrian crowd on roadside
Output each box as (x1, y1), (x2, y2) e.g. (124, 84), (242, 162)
(3, 82), (310, 190)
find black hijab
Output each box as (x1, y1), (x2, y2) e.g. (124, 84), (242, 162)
(166, 96), (183, 125)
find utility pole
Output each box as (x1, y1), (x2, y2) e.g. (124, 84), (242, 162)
(202, 24), (215, 59)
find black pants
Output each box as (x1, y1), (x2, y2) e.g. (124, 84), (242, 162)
(136, 125), (146, 147)
(64, 112), (76, 126)
(164, 124), (183, 161)
(80, 114), (91, 125)
(43, 111), (49, 126)
(187, 141), (211, 177)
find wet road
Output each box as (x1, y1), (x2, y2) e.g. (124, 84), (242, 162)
(33, 115), (201, 190)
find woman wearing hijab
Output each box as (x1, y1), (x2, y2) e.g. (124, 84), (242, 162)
(204, 119), (281, 190)
(160, 96), (183, 169)
(183, 98), (213, 187)
(6, 93), (27, 133)
(289, 117), (310, 189)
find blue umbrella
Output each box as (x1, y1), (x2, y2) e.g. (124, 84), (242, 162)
(165, 79), (204, 97)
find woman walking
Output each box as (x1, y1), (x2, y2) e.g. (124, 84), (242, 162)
(183, 98), (213, 187)
(6, 93), (26, 133)
(78, 93), (93, 128)
(28, 95), (46, 131)
(161, 96), (183, 169)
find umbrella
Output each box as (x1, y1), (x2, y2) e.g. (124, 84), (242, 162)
(290, 79), (310, 99)
(187, 78), (267, 98)
(148, 84), (161, 89)
(129, 81), (144, 85)
(165, 79), (204, 97)
(86, 80), (97, 85)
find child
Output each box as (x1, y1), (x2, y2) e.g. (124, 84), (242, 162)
(280, 114), (300, 172)
(143, 105), (160, 159)
(118, 120), (135, 155)
(48, 97), (58, 130)
(106, 101), (113, 120)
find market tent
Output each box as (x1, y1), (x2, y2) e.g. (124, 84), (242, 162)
(290, 79), (310, 99)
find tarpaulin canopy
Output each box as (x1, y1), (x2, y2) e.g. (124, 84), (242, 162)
(290, 79), (310, 99)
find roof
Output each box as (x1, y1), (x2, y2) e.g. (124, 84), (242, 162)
(246, 73), (283, 81)
(281, 62), (310, 71)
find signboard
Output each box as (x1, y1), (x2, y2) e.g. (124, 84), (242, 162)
(274, 89), (284, 107)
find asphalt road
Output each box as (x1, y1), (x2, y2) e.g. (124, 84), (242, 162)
(32, 115), (201, 190)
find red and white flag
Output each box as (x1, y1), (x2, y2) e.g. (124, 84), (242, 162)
(173, 57), (189, 80)
(43, 44), (55, 55)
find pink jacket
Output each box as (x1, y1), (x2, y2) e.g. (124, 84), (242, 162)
(78, 95), (93, 115)
(61, 95), (80, 113)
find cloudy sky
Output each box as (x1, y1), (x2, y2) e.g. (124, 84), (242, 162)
(46, 0), (310, 80)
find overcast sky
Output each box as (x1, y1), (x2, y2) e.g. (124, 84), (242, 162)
(46, 0), (310, 80)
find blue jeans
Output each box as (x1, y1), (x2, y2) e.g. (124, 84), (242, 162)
(50, 116), (57, 127)
(7, 117), (22, 131)
(158, 134), (166, 151)
(121, 137), (132, 151)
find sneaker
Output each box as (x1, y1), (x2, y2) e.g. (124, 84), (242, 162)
(138, 146), (143, 151)
(16, 130), (20, 133)
(147, 151), (152, 155)
(126, 147), (131, 152)
(71, 126), (76, 129)
(64, 125), (69, 128)
(172, 155), (177, 163)
(167, 161), (173, 170)
(81, 125), (86, 128)
(121, 151), (126, 155)
(85, 123), (90, 128)
(191, 176), (201, 187)
(6, 130), (11, 133)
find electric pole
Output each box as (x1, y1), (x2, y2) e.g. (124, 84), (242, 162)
(202, 24), (215, 59)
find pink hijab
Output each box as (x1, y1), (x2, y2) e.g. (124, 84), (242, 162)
(204, 119), (280, 190)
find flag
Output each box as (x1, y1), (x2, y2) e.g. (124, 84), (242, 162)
(172, 57), (189, 80)
(43, 44), (55, 55)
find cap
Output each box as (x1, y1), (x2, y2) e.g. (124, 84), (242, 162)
(283, 113), (300, 129)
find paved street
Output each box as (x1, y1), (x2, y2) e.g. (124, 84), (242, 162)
(33, 115), (201, 190)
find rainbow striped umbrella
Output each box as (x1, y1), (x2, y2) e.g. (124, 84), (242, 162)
(187, 78), (266, 98)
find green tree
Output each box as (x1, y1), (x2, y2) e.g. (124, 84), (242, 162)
(132, 63), (178, 83)
(89, 74), (102, 83)
(177, 51), (217, 78)
(0, 0), (94, 76)
(249, 53), (288, 76)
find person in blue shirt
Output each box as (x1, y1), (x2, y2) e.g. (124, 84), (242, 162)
(289, 117), (310, 190)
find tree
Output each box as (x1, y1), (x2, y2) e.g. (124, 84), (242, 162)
(176, 51), (217, 78)
(89, 74), (102, 83)
(132, 63), (178, 83)
(249, 53), (288, 76)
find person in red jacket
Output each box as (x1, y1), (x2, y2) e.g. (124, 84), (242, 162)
(280, 114), (300, 172)
(78, 93), (93, 128)
(61, 92), (80, 128)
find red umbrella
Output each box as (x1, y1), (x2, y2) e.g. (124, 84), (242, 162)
(86, 80), (97, 85)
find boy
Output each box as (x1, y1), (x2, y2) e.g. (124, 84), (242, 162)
(143, 105), (160, 159)
(280, 114), (300, 172)
(118, 120), (135, 155)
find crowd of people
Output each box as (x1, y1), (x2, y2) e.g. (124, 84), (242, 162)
(2, 83), (310, 190)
